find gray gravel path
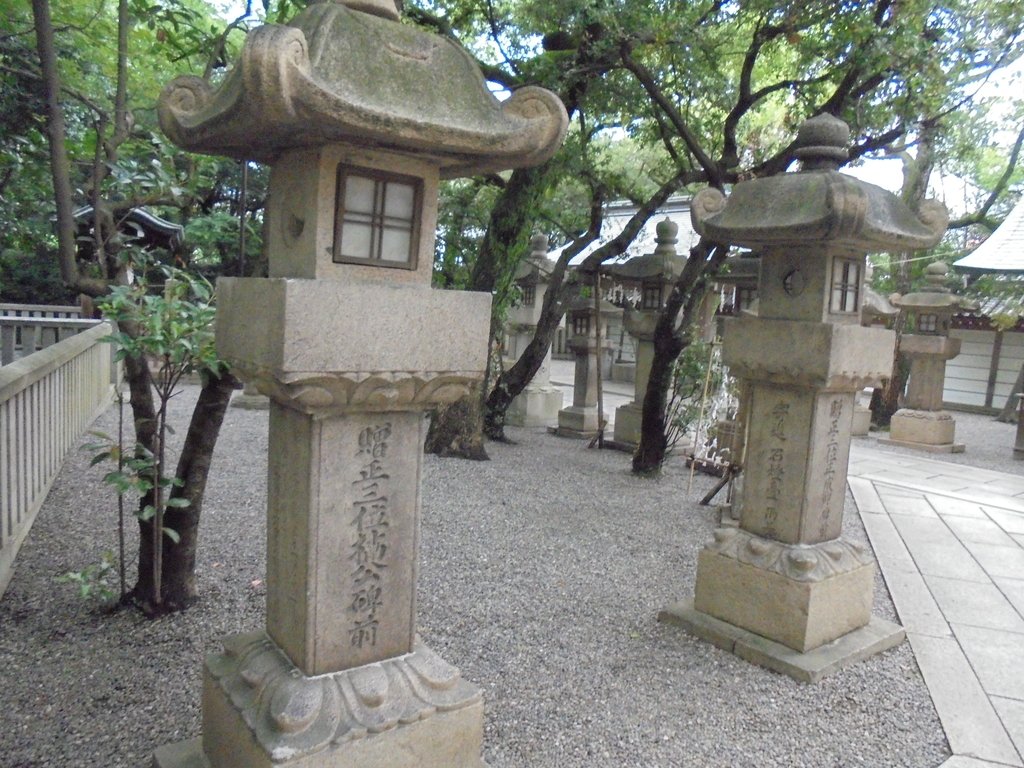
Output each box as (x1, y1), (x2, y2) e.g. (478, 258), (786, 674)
(4, 389), (1013, 766)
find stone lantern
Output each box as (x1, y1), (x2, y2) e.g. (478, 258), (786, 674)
(505, 234), (564, 427)
(883, 261), (974, 452)
(660, 114), (947, 682)
(153, 2), (566, 766)
(603, 218), (687, 448)
(556, 290), (617, 438)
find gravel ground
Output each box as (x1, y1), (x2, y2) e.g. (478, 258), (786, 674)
(5, 388), (1016, 767)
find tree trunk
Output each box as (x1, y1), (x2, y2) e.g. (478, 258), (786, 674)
(632, 241), (726, 476)
(484, 288), (568, 440)
(632, 320), (685, 475)
(425, 394), (489, 460)
(133, 368), (239, 613)
(996, 360), (1024, 424)
(427, 166), (554, 458)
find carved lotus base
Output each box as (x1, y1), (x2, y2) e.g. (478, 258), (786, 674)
(154, 632), (485, 768)
(692, 529), (876, 653)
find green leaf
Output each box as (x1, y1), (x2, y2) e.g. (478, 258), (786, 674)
(162, 527), (180, 544)
(165, 497), (191, 508)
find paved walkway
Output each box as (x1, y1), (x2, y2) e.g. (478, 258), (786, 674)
(848, 445), (1024, 768)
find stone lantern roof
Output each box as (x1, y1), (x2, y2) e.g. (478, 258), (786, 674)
(891, 261), (977, 314)
(602, 219), (688, 286)
(693, 114), (947, 251)
(513, 234), (556, 286)
(157, 0), (568, 177)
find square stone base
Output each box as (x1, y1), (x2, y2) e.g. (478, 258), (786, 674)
(154, 633), (486, 768)
(506, 386), (563, 427)
(692, 549), (874, 653)
(887, 409), (961, 451)
(612, 402), (642, 447)
(555, 405), (604, 438)
(658, 599), (905, 683)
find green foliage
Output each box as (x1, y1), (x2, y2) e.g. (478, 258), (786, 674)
(98, 255), (223, 382)
(57, 551), (119, 607)
(0, 247), (76, 304)
(666, 336), (728, 452)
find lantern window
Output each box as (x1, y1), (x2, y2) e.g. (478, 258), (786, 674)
(333, 167), (421, 269)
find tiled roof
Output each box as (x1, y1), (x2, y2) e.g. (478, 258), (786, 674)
(954, 195), (1024, 273)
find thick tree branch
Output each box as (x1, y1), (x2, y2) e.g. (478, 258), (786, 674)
(950, 121), (1024, 229)
(620, 45), (724, 188)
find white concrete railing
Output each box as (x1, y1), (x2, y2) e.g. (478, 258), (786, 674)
(0, 303), (82, 319)
(0, 321), (115, 597)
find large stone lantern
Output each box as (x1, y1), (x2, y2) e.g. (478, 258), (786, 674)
(505, 234), (563, 427)
(884, 261), (975, 452)
(660, 115), (947, 681)
(603, 218), (687, 448)
(153, 1), (566, 766)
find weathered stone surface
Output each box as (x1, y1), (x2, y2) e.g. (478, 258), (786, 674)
(158, 3), (567, 175)
(722, 318), (895, 390)
(198, 632), (484, 768)
(217, 278), (490, 414)
(693, 545), (875, 652)
(739, 388), (854, 544)
(506, 385), (562, 427)
(267, 408), (422, 674)
(886, 409), (965, 452)
(667, 116), (940, 674)
(659, 601), (905, 683)
(264, 147), (440, 284)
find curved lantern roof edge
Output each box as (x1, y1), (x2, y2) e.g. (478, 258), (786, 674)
(693, 171), (946, 252)
(157, 3), (568, 177)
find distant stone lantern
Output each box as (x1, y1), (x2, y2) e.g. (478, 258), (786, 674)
(884, 261), (975, 453)
(603, 218), (687, 448)
(556, 291), (616, 438)
(660, 114), (947, 682)
(505, 233), (564, 427)
(153, 1), (566, 766)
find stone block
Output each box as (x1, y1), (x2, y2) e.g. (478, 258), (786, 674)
(506, 385), (563, 427)
(659, 600), (905, 683)
(267, 407), (421, 675)
(612, 401), (643, 446)
(156, 634), (485, 768)
(888, 409), (960, 450)
(692, 541), (874, 652)
(218, 278), (490, 378)
(722, 317), (894, 390)
(851, 404), (871, 436)
(609, 362), (636, 384)
(556, 405), (603, 438)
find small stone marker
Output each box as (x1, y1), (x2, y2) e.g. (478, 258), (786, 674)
(659, 114), (948, 682)
(882, 261), (974, 453)
(152, 1), (566, 765)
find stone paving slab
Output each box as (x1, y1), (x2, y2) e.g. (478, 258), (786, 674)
(849, 447), (1024, 768)
(908, 633), (1022, 766)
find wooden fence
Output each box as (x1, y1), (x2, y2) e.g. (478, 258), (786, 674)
(0, 320), (115, 597)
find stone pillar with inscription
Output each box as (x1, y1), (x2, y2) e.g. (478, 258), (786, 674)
(604, 219), (688, 448)
(152, 1), (567, 765)
(659, 115), (948, 682)
(882, 261), (974, 453)
(555, 294), (614, 438)
(505, 234), (564, 427)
